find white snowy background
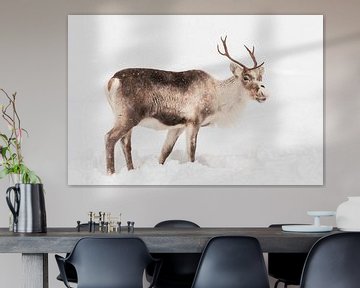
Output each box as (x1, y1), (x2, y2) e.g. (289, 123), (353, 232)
(68, 15), (323, 185)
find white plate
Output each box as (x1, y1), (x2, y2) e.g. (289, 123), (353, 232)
(282, 225), (333, 232)
(307, 211), (336, 217)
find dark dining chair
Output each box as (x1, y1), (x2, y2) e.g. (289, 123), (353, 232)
(55, 237), (160, 288)
(300, 232), (360, 288)
(191, 236), (270, 288)
(146, 220), (201, 288)
(56, 262), (77, 284)
(268, 224), (308, 288)
(56, 223), (99, 284)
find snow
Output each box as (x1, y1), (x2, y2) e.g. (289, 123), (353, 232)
(69, 147), (322, 185)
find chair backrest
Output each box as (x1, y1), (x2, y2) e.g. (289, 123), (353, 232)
(300, 232), (360, 288)
(150, 220), (201, 287)
(66, 237), (154, 288)
(191, 236), (270, 288)
(155, 220), (200, 228)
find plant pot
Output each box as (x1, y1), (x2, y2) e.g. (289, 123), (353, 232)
(6, 183), (47, 233)
(336, 196), (360, 231)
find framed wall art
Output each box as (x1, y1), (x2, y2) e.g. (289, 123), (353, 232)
(68, 15), (323, 185)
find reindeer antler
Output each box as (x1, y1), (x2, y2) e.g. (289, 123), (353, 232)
(217, 36), (248, 70)
(217, 36), (264, 70)
(244, 45), (264, 69)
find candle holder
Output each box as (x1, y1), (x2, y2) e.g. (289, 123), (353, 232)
(282, 211), (335, 232)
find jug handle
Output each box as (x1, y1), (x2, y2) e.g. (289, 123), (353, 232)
(6, 186), (20, 224)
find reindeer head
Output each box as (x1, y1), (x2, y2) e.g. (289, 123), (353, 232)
(217, 36), (267, 103)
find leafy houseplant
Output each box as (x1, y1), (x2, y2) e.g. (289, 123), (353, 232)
(0, 88), (41, 184)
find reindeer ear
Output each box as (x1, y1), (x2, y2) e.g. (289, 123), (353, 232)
(230, 62), (243, 77)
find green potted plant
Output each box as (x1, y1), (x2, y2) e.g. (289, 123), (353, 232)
(1, 88), (46, 233)
(0, 88), (40, 183)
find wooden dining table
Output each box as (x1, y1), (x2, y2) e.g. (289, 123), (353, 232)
(0, 226), (339, 288)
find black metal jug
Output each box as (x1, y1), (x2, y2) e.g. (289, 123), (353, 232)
(6, 183), (47, 233)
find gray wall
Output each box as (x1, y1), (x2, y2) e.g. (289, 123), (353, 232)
(0, 0), (359, 287)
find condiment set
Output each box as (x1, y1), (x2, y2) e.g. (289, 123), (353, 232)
(76, 211), (135, 233)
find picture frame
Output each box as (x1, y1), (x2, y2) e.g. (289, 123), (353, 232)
(68, 15), (323, 185)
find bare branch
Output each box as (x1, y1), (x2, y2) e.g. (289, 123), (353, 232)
(0, 89), (23, 164)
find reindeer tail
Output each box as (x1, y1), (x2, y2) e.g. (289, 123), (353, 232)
(105, 77), (121, 111)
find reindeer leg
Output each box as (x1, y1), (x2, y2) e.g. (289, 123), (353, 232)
(159, 128), (184, 165)
(105, 120), (135, 174)
(120, 129), (134, 170)
(185, 123), (200, 162)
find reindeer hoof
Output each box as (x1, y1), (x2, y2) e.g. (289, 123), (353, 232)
(107, 169), (115, 175)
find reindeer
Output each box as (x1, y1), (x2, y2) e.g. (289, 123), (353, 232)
(105, 36), (267, 174)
